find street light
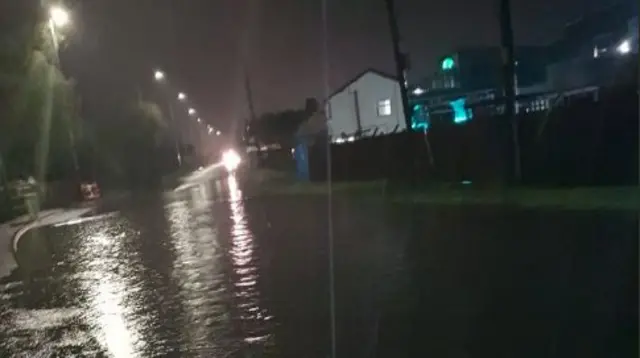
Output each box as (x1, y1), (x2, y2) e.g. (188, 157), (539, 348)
(46, 5), (79, 175)
(49, 6), (70, 28)
(188, 108), (196, 115)
(196, 118), (201, 123)
(48, 5), (70, 54)
(216, 130), (221, 136)
(177, 92), (186, 101)
(154, 70), (165, 81)
(617, 39), (631, 55)
(412, 87), (425, 95)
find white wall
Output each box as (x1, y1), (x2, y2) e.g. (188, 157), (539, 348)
(327, 72), (406, 141)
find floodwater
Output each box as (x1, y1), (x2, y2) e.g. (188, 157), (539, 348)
(0, 175), (637, 357)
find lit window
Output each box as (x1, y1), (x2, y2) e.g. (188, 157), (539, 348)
(441, 57), (455, 70)
(377, 99), (392, 116)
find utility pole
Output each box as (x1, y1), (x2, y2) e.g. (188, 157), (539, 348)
(168, 101), (182, 167)
(244, 68), (257, 126)
(244, 67), (260, 158)
(499, 0), (521, 182)
(383, 0), (412, 132)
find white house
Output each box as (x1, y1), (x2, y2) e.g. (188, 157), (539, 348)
(326, 69), (406, 143)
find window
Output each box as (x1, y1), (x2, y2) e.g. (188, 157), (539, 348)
(441, 57), (455, 71)
(377, 99), (392, 116)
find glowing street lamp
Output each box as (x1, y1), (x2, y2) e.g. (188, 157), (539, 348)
(412, 87), (425, 95)
(196, 118), (201, 123)
(188, 108), (196, 115)
(154, 70), (165, 81)
(222, 149), (241, 172)
(177, 92), (186, 101)
(49, 6), (70, 28)
(617, 39), (631, 55)
(216, 130), (221, 136)
(48, 5), (71, 54)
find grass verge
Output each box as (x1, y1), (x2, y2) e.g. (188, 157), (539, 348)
(251, 179), (640, 210)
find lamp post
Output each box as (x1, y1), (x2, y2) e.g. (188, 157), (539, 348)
(47, 5), (80, 176)
(153, 70), (182, 167)
(154, 70), (165, 81)
(48, 5), (69, 54)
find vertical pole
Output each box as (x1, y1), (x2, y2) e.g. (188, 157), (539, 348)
(244, 68), (260, 156)
(321, 1), (337, 357)
(168, 102), (182, 167)
(244, 68), (258, 124)
(244, 67), (262, 167)
(499, 0), (521, 182)
(383, 0), (412, 131)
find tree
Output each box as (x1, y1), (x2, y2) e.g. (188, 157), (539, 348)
(83, 99), (172, 187)
(0, 1), (80, 182)
(246, 98), (318, 149)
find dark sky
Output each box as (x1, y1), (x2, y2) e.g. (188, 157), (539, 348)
(62, 0), (610, 132)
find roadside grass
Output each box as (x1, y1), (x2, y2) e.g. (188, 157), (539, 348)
(250, 178), (640, 210)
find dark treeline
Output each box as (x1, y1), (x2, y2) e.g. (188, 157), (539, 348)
(0, 1), (181, 196)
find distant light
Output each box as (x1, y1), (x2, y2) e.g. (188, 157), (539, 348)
(347, 136), (355, 142)
(208, 127), (213, 134)
(616, 39), (631, 54)
(196, 118), (201, 123)
(222, 149), (241, 171)
(154, 70), (165, 81)
(461, 180), (472, 185)
(412, 87), (425, 95)
(593, 46), (599, 58)
(49, 6), (70, 28)
(411, 104), (429, 131)
(450, 98), (472, 124)
(441, 57), (455, 71)
(188, 108), (196, 115)
(177, 92), (186, 100)
(335, 138), (345, 144)
(216, 130), (221, 136)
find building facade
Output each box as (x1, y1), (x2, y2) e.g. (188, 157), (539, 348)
(408, 46), (551, 129)
(326, 69), (406, 143)
(408, 1), (638, 128)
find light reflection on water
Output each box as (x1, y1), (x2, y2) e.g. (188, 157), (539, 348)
(166, 181), (229, 355)
(163, 175), (273, 354)
(227, 175), (274, 344)
(2, 175), (276, 356)
(3, 185), (636, 357)
(74, 217), (145, 358)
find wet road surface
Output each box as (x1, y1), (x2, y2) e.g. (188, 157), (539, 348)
(0, 176), (637, 357)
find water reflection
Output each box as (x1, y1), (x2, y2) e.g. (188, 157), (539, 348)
(166, 184), (229, 355)
(164, 176), (274, 355)
(227, 175), (273, 345)
(75, 218), (145, 358)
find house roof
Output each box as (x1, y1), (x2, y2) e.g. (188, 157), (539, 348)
(328, 68), (398, 99)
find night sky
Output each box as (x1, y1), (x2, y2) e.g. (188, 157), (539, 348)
(61, 0), (611, 132)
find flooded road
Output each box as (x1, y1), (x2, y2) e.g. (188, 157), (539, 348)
(0, 176), (637, 357)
